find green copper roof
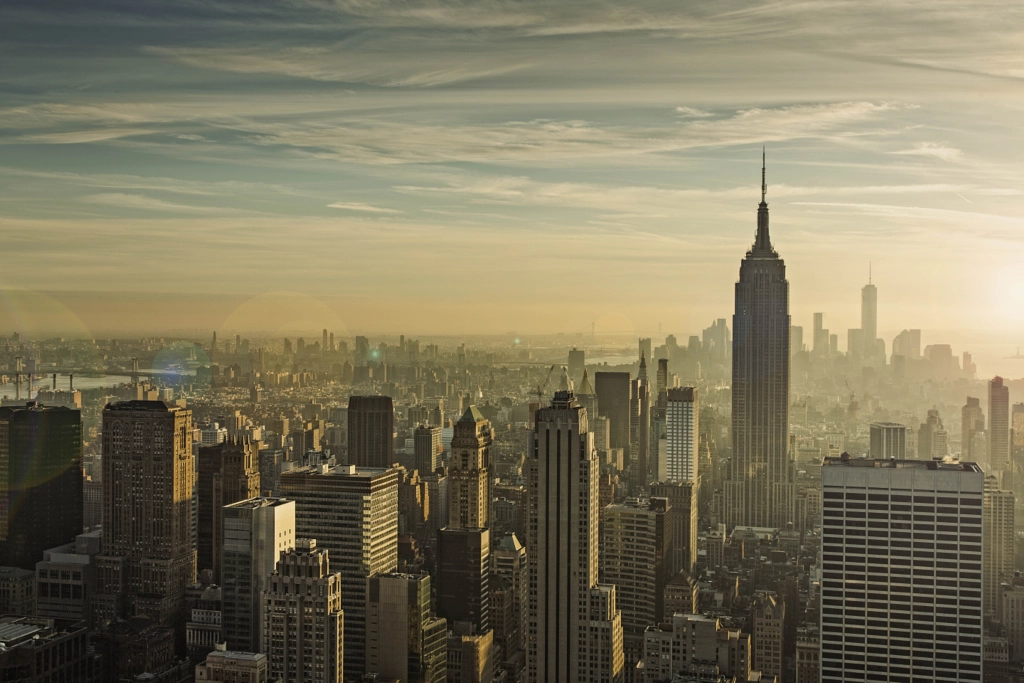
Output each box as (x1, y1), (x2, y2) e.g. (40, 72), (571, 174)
(578, 368), (594, 395)
(459, 405), (486, 423)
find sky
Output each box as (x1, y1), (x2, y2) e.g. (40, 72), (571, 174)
(2, 0), (1024, 348)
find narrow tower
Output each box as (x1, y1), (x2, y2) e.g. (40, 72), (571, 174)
(724, 151), (793, 529)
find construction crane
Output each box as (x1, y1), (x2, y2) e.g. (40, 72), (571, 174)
(533, 364), (557, 405)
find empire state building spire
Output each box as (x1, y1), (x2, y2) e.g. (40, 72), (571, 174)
(753, 147), (773, 254)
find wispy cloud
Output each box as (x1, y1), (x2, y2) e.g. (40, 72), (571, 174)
(327, 202), (402, 213)
(891, 142), (962, 162)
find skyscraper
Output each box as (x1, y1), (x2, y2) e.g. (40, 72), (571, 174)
(347, 395), (394, 468)
(221, 497), (295, 652)
(600, 498), (672, 670)
(868, 422), (906, 460)
(527, 391), (624, 683)
(97, 400), (196, 643)
(414, 425), (442, 476)
(861, 273), (878, 357)
(650, 481), (698, 576)
(629, 368), (650, 490)
(0, 403), (83, 570)
(820, 456), (983, 683)
(196, 437), (261, 582)
(365, 573), (447, 683)
(666, 387), (698, 483)
(261, 539), (344, 683)
(990, 376), (1010, 475)
(984, 475), (1014, 617)
(726, 155), (793, 529)
(962, 397), (985, 462)
(437, 406), (493, 634)
(278, 464), (398, 676)
(595, 372), (630, 472)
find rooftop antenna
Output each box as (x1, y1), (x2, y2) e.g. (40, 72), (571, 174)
(761, 146), (767, 204)
(869, 262), (872, 285)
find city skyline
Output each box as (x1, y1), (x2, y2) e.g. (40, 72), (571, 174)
(2, 2), (1024, 342)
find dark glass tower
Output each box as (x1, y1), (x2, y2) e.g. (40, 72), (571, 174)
(725, 153), (793, 529)
(347, 395), (394, 468)
(0, 403), (83, 570)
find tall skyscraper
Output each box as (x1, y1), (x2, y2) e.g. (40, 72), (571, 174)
(1011, 403), (1024, 517)
(666, 388), (698, 483)
(918, 409), (948, 460)
(221, 497), (295, 652)
(97, 400), (196, 643)
(527, 391), (624, 683)
(278, 464), (398, 676)
(0, 403), (83, 570)
(196, 437), (261, 582)
(861, 272), (878, 357)
(984, 475), (1014, 617)
(629, 368), (650, 490)
(365, 573), (447, 683)
(726, 156), (793, 529)
(262, 539), (344, 683)
(962, 397), (985, 462)
(650, 481), (698, 576)
(990, 376), (1010, 475)
(868, 422), (906, 460)
(437, 406), (493, 634)
(595, 372), (630, 473)
(576, 369), (598, 426)
(820, 456), (983, 683)
(638, 338), (652, 364)
(347, 395), (394, 468)
(600, 498), (672, 670)
(414, 424), (442, 476)
(568, 347), (585, 380)
(491, 532), (527, 672)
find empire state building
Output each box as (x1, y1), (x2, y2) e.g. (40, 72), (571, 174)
(724, 153), (794, 529)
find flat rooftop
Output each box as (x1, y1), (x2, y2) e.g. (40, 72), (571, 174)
(823, 456), (982, 472)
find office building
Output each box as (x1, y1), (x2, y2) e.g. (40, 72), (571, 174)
(0, 403), (83, 570)
(751, 591), (784, 681)
(642, 613), (752, 681)
(600, 498), (672, 670)
(892, 329), (921, 360)
(365, 573), (447, 683)
(35, 528), (101, 626)
(438, 407), (493, 634)
(278, 465), (398, 676)
(813, 312), (829, 356)
(491, 532), (527, 670)
(861, 276), (878, 357)
(195, 648), (268, 683)
(1012, 404), (1024, 521)
(527, 391), (624, 683)
(448, 627), (494, 683)
(0, 616), (97, 682)
(221, 497), (296, 652)
(576, 369), (599, 428)
(795, 627), (820, 683)
(918, 409), (948, 460)
(595, 372), (631, 476)
(629, 364), (651, 490)
(0, 566), (35, 615)
(185, 584), (222, 664)
(262, 539), (344, 683)
(347, 396), (394, 468)
(96, 400), (196, 640)
(984, 475), (1014, 617)
(990, 376), (1010, 474)
(650, 481), (697, 575)
(820, 456), (984, 682)
(197, 438), (261, 582)
(414, 425), (443, 476)
(868, 422), (906, 460)
(963, 397), (985, 462)
(666, 388), (698, 483)
(93, 615), (191, 682)
(568, 347), (586, 379)
(726, 160), (793, 529)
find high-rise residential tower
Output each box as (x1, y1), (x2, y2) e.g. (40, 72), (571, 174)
(347, 395), (394, 468)
(414, 425), (442, 476)
(595, 372), (630, 472)
(962, 397), (985, 462)
(990, 376), (1010, 475)
(984, 475), (1014, 617)
(437, 406), (493, 635)
(820, 456), (983, 683)
(221, 497), (295, 652)
(97, 400), (196, 643)
(725, 155), (793, 529)
(666, 388), (698, 483)
(527, 391), (624, 683)
(278, 464), (398, 677)
(0, 403), (83, 570)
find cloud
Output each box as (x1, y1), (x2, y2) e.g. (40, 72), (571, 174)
(86, 193), (231, 213)
(676, 106), (713, 118)
(891, 142), (962, 162)
(327, 202), (403, 213)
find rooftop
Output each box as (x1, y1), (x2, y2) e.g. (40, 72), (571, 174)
(224, 497), (292, 510)
(823, 455), (982, 472)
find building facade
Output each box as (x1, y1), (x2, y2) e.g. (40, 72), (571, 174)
(347, 396), (394, 468)
(197, 438), (261, 583)
(365, 572), (447, 683)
